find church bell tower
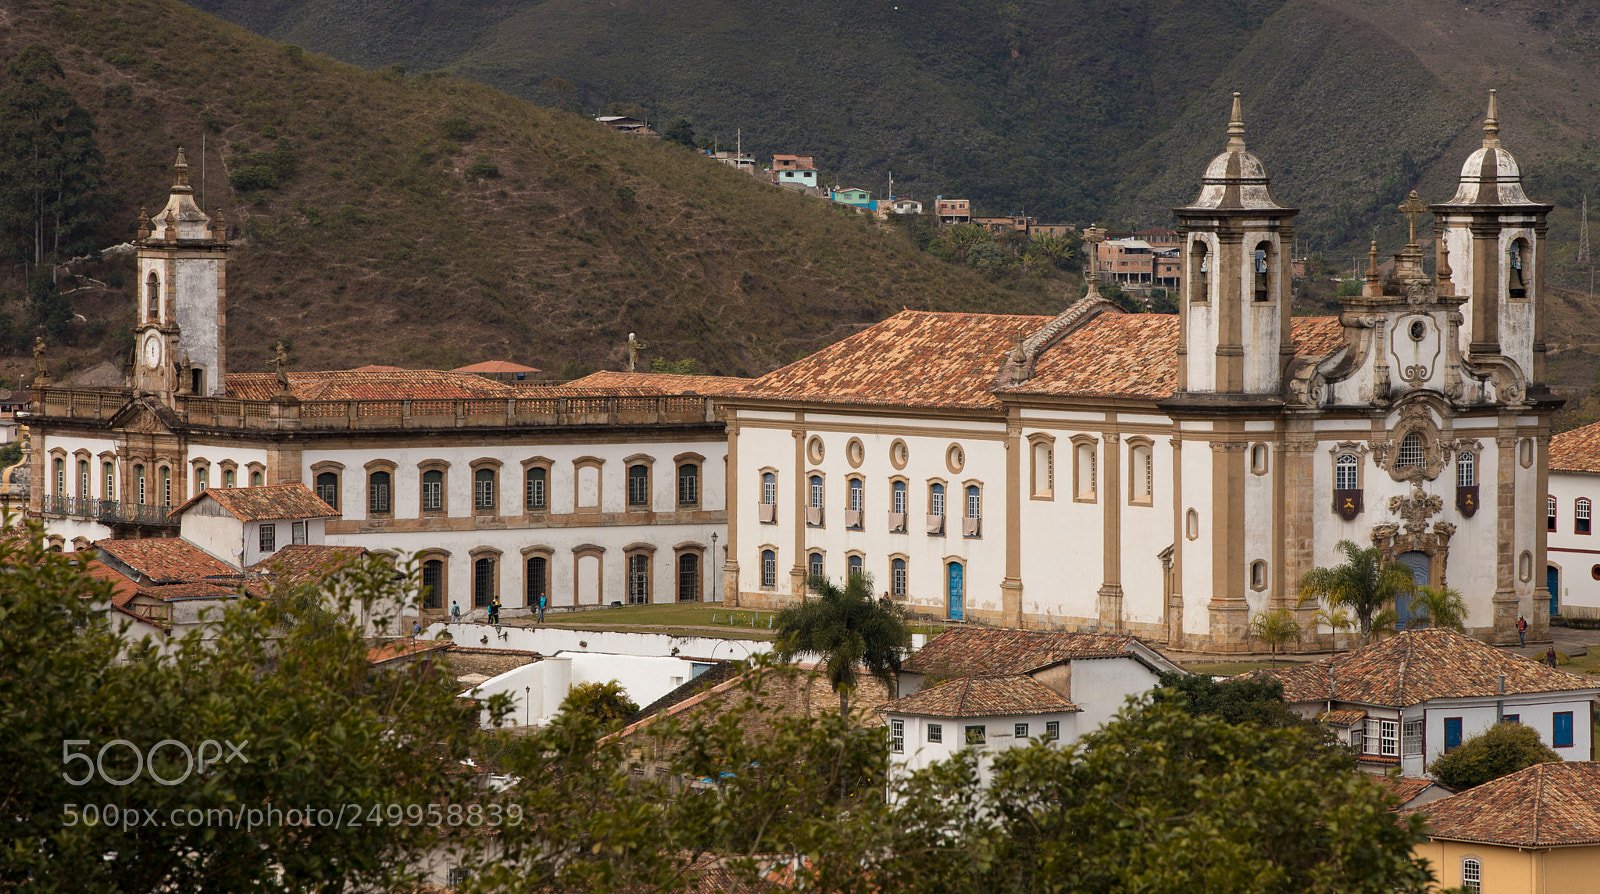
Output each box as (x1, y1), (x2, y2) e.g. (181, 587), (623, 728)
(133, 148), (229, 399)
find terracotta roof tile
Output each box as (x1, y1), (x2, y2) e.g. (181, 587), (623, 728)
(1377, 775), (1451, 807)
(904, 627), (1143, 676)
(225, 368), (516, 401)
(555, 370), (753, 397)
(139, 580), (249, 601)
(1316, 708), (1368, 727)
(879, 674), (1079, 718)
(247, 544), (367, 587)
(1550, 420), (1600, 473)
(172, 484), (338, 522)
(452, 360), (541, 374)
(82, 559), (140, 607)
(1242, 628), (1600, 707)
(1403, 762), (1600, 847)
(93, 538), (237, 584)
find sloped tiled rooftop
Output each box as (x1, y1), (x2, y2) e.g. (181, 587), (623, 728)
(452, 360), (540, 374)
(1403, 762), (1600, 847)
(879, 674), (1079, 718)
(556, 370), (752, 397)
(904, 627), (1142, 676)
(1243, 628), (1600, 707)
(247, 544), (366, 587)
(93, 538), (237, 584)
(172, 484), (338, 522)
(1550, 420), (1600, 474)
(226, 368), (516, 401)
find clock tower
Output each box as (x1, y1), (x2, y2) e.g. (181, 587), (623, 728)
(133, 148), (229, 399)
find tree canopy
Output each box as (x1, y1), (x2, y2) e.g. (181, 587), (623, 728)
(773, 572), (910, 716)
(1153, 671), (1306, 729)
(1428, 722), (1560, 792)
(1298, 538), (1416, 643)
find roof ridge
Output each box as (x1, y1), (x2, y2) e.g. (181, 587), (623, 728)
(1533, 761), (1545, 845)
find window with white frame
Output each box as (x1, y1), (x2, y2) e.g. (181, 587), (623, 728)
(965, 485), (981, 520)
(627, 464), (650, 508)
(1456, 451), (1475, 487)
(929, 482), (945, 518)
(1335, 453), (1359, 491)
(1014, 722), (1029, 739)
(892, 480), (908, 514)
(849, 477), (864, 513)
(928, 723), (942, 743)
(136, 465), (146, 504)
(368, 470), (391, 514)
(628, 554), (650, 604)
(891, 557), (907, 599)
(77, 460), (88, 499)
(1579, 498), (1592, 535)
(525, 466), (548, 511)
(964, 725), (986, 746)
(810, 475), (825, 509)
(160, 468), (171, 506)
(422, 469), (445, 512)
(259, 523), (276, 554)
(1549, 494), (1558, 532)
(847, 554), (864, 580)
(1402, 719), (1423, 756)
(1044, 721), (1059, 741)
(890, 719), (905, 753)
(292, 521), (307, 545)
(1396, 433), (1424, 469)
(103, 462), (114, 500)
(1363, 718), (1398, 757)
(808, 551), (824, 580)
(762, 471), (777, 506)
(1461, 858), (1480, 893)
(314, 471), (337, 508)
(1032, 440), (1053, 497)
(474, 468), (496, 510)
(761, 549), (776, 588)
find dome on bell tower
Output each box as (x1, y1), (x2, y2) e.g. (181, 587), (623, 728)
(1443, 90), (1535, 206)
(1180, 93), (1291, 212)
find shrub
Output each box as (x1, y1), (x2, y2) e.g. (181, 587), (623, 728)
(1428, 722), (1560, 791)
(229, 165), (278, 191)
(438, 116), (478, 142)
(465, 156), (499, 179)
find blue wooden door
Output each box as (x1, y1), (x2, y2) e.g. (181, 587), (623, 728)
(1396, 551), (1430, 629)
(1547, 566), (1561, 618)
(947, 563), (964, 621)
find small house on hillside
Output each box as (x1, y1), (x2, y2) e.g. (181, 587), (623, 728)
(1403, 761), (1600, 893)
(771, 155), (818, 191)
(934, 197), (970, 224)
(596, 116), (659, 138)
(830, 187), (871, 208)
(172, 483), (339, 568)
(1244, 628), (1600, 777)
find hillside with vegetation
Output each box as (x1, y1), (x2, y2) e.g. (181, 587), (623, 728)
(0, 0), (1079, 382)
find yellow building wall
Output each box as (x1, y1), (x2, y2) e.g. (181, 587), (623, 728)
(1415, 839), (1600, 893)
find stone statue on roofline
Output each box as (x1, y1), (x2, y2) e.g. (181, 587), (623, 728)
(269, 341), (290, 394)
(626, 332), (647, 373)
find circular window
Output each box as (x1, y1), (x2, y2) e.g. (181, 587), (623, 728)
(845, 438), (865, 468)
(1409, 320), (1426, 341)
(806, 436), (825, 465)
(889, 439), (909, 471)
(946, 443), (965, 474)
(1591, 565), (1600, 581)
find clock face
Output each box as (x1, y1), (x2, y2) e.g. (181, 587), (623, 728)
(143, 334), (162, 369)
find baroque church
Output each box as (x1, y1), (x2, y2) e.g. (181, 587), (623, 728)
(721, 92), (1556, 651)
(30, 93), (1556, 652)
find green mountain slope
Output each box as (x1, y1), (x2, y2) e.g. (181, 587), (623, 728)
(0, 0), (1073, 379)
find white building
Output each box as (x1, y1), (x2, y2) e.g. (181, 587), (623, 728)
(720, 92), (1559, 652)
(1547, 420), (1600, 620)
(1246, 627), (1600, 777)
(30, 151), (746, 620)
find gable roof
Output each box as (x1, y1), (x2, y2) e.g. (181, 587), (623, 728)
(247, 544), (367, 587)
(138, 580), (251, 601)
(452, 360), (540, 374)
(1243, 628), (1600, 707)
(1550, 420), (1600, 474)
(93, 538), (237, 584)
(172, 484), (338, 522)
(82, 558), (141, 608)
(556, 370), (752, 397)
(903, 627), (1155, 676)
(879, 674), (1079, 718)
(1404, 762), (1600, 847)
(225, 367), (516, 401)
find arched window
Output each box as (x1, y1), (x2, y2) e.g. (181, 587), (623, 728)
(146, 271), (159, 321)
(1250, 443), (1268, 475)
(102, 461), (115, 500)
(525, 466), (548, 511)
(1335, 453), (1360, 491)
(474, 468), (497, 510)
(626, 463), (650, 507)
(1075, 441), (1097, 501)
(368, 470), (392, 514)
(194, 465), (209, 494)
(1250, 560), (1267, 590)
(892, 479), (908, 514)
(964, 485), (982, 537)
(52, 457), (64, 495)
(420, 558), (444, 610)
(759, 471), (777, 523)
(627, 553), (651, 604)
(847, 554), (864, 580)
(473, 556), (495, 607)
(1578, 498), (1592, 535)
(760, 549), (777, 588)
(1191, 240), (1209, 302)
(1396, 433), (1424, 469)
(808, 551), (824, 580)
(1461, 857), (1481, 892)
(891, 557), (908, 599)
(677, 462), (699, 506)
(526, 555), (548, 604)
(315, 471), (339, 509)
(1131, 443), (1153, 502)
(1549, 495), (1558, 532)
(1032, 440), (1053, 497)
(1252, 242), (1271, 302)
(809, 474), (824, 509)
(676, 552), (699, 602)
(76, 460), (89, 499)
(1509, 240), (1528, 299)
(160, 467), (171, 506)
(1456, 451), (1475, 487)
(134, 464), (147, 505)
(848, 477), (864, 513)
(422, 469), (445, 512)
(249, 470), (263, 487)
(929, 482), (946, 520)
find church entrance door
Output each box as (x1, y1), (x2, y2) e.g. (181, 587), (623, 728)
(947, 562), (964, 621)
(1547, 566), (1561, 618)
(1395, 551), (1430, 629)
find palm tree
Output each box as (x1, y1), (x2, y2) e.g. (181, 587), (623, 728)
(1296, 539), (1417, 645)
(1306, 605), (1355, 651)
(1247, 608), (1302, 667)
(774, 573), (911, 717)
(1405, 585), (1469, 632)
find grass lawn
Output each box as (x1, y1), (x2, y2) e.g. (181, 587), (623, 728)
(1179, 659), (1309, 678)
(508, 603), (781, 640)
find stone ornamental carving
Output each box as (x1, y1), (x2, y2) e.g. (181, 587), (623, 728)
(1389, 481), (1444, 537)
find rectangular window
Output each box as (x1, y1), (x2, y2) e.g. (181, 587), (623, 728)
(1044, 721), (1059, 741)
(1461, 859), (1480, 893)
(1444, 717), (1463, 752)
(890, 719), (905, 754)
(1504, 714), (1519, 724)
(677, 464), (698, 506)
(1549, 495), (1558, 532)
(292, 521), (307, 545)
(849, 478), (864, 513)
(526, 467), (547, 511)
(1579, 500), (1592, 535)
(1402, 719), (1423, 756)
(259, 523), (276, 554)
(1364, 719), (1398, 757)
(474, 470), (496, 510)
(929, 485), (945, 518)
(964, 725), (986, 746)
(627, 465), (650, 507)
(422, 471), (444, 512)
(1014, 722), (1029, 740)
(1554, 711), (1574, 748)
(928, 723), (942, 744)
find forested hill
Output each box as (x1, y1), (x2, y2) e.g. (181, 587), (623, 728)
(0, 0), (1069, 379)
(186, 0), (1600, 261)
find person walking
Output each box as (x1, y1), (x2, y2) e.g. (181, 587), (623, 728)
(450, 602), (462, 624)
(537, 594), (546, 623)
(1516, 615), (1528, 647)
(412, 620), (422, 638)
(489, 597), (501, 626)
(1545, 646), (1559, 668)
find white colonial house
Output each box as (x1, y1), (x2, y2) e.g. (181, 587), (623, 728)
(1547, 420), (1600, 621)
(1246, 627), (1600, 777)
(721, 92), (1559, 652)
(30, 151), (744, 620)
(879, 627), (1185, 783)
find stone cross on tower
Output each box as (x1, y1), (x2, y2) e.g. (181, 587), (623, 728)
(1398, 190), (1429, 245)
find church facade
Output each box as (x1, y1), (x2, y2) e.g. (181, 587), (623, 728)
(722, 93), (1557, 651)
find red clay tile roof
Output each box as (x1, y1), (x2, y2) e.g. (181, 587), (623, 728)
(1316, 708), (1368, 727)
(1378, 775), (1451, 807)
(743, 310), (1048, 410)
(225, 368), (516, 401)
(556, 370), (753, 397)
(139, 580), (249, 601)
(368, 638), (453, 666)
(82, 559), (140, 608)
(904, 627), (1144, 676)
(93, 538), (237, 584)
(172, 484), (338, 522)
(1403, 762), (1600, 847)
(453, 360), (541, 374)
(879, 674), (1079, 718)
(1243, 628), (1600, 707)
(247, 544), (366, 587)
(739, 309), (1345, 410)
(1550, 420), (1600, 474)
